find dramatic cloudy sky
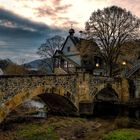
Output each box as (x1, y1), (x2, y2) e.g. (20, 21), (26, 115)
(0, 0), (140, 63)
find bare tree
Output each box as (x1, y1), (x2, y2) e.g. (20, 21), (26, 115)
(86, 6), (140, 76)
(37, 35), (65, 72)
(5, 63), (27, 75)
(76, 39), (100, 70)
(118, 40), (140, 63)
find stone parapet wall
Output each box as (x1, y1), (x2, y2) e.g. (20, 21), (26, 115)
(0, 75), (77, 105)
(0, 73), (131, 123)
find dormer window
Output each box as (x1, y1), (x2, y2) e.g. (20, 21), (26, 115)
(67, 47), (70, 52)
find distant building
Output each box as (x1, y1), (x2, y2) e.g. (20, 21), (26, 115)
(53, 28), (105, 75)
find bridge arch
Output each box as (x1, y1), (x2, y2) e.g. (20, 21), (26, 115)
(94, 84), (119, 102)
(93, 85), (119, 116)
(0, 86), (77, 123)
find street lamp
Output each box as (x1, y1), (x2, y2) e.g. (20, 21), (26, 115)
(96, 63), (99, 67)
(122, 61), (126, 66)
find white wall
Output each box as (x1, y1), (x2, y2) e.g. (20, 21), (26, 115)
(62, 37), (81, 65)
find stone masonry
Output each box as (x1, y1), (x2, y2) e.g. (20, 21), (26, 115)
(0, 73), (130, 123)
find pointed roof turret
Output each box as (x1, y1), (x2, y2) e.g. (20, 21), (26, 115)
(69, 28), (75, 36)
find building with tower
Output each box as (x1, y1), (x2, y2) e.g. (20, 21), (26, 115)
(53, 28), (105, 75)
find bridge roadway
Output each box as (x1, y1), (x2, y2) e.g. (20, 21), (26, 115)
(0, 73), (130, 123)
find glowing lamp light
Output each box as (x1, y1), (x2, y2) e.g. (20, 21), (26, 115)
(122, 61), (126, 66)
(96, 63), (99, 67)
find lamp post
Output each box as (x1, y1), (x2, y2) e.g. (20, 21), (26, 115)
(122, 61), (126, 66)
(122, 60), (127, 77)
(95, 63), (99, 68)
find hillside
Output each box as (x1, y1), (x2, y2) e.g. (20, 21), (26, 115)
(24, 58), (52, 74)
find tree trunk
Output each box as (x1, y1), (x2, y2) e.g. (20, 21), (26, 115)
(106, 62), (113, 77)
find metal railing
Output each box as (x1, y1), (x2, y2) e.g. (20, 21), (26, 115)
(125, 60), (140, 78)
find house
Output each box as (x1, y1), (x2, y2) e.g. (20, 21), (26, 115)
(53, 28), (105, 75)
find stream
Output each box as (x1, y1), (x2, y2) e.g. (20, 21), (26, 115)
(24, 99), (48, 118)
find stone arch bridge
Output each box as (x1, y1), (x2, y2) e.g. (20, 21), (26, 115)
(0, 73), (130, 123)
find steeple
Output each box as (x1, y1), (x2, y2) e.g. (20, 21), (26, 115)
(69, 28), (75, 36)
(69, 24), (75, 36)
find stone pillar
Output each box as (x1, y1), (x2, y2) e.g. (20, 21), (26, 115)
(121, 78), (130, 102)
(113, 78), (129, 102)
(76, 73), (93, 115)
(134, 79), (140, 98)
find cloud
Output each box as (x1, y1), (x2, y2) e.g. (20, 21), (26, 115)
(52, 0), (62, 5)
(0, 7), (66, 62)
(35, 3), (77, 28)
(57, 17), (79, 27)
(36, 4), (72, 17)
(0, 8), (65, 38)
(109, 0), (140, 17)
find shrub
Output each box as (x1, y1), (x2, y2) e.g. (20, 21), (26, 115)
(103, 129), (140, 140)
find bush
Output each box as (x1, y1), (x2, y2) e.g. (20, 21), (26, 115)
(103, 129), (140, 140)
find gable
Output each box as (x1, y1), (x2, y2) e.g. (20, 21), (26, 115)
(62, 36), (79, 56)
(53, 50), (61, 58)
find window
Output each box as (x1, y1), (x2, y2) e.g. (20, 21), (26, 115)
(68, 63), (74, 67)
(55, 59), (59, 67)
(67, 47), (70, 52)
(64, 61), (68, 68)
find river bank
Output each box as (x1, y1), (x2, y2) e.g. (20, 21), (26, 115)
(0, 115), (140, 140)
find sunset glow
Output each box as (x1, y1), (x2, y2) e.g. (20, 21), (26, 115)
(0, 0), (139, 29)
(0, 0), (139, 62)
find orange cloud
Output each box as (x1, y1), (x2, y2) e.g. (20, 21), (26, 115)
(1, 0), (140, 29)
(36, 4), (72, 17)
(52, 0), (61, 5)
(109, 0), (140, 17)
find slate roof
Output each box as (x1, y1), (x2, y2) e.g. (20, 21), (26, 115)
(60, 35), (81, 52)
(69, 36), (80, 45)
(54, 34), (99, 58)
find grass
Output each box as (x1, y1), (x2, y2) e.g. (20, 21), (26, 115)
(15, 123), (59, 140)
(1, 116), (140, 140)
(103, 129), (140, 140)
(13, 117), (88, 140)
